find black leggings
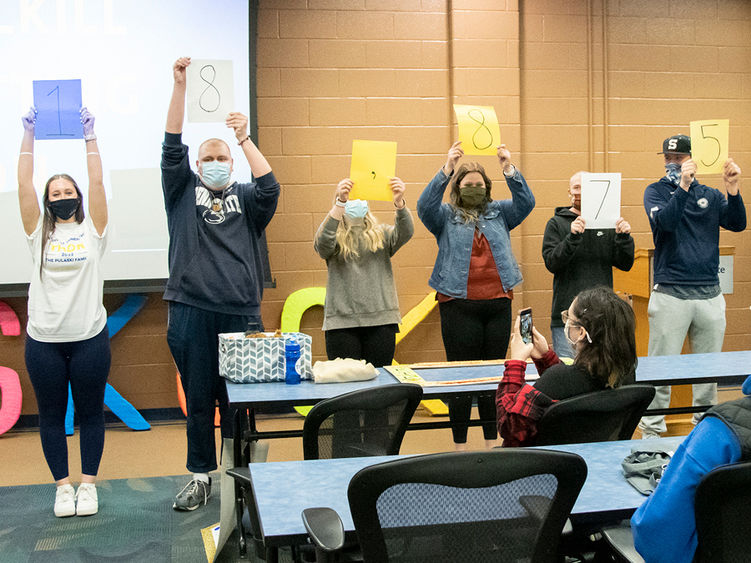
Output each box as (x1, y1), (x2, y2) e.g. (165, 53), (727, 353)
(25, 326), (111, 481)
(325, 324), (398, 368)
(439, 298), (512, 443)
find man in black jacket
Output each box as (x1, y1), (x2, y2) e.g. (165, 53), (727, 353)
(542, 171), (634, 358)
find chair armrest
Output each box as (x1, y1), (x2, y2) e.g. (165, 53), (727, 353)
(227, 466), (252, 485)
(601, 525), (645, 563)
(302, 507), (345, 553)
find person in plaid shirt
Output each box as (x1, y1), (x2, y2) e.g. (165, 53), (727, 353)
(496, 286), (637, 446)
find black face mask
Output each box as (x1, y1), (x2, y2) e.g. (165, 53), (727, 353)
(48, 198), (79, 220)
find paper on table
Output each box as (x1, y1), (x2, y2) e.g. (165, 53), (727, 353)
(349, 139), (397, 202)
(453, 104), (501, 156)
(32, 79), (83, 140)
(187, 60), (234, 123)
(690, 119), (729, 175)
(581, 172), (621, 229)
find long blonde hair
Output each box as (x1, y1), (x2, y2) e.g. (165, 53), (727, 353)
(335, 211), (387, 261)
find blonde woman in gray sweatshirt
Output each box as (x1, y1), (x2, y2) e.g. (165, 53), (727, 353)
(314, 177), (414, 367)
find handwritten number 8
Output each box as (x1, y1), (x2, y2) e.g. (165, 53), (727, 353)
(699, 124), (721, 167)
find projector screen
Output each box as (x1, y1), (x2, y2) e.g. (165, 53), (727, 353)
(0, 0), (251, 285)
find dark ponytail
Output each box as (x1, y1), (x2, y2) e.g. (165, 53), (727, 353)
(572, 286), (637, 388)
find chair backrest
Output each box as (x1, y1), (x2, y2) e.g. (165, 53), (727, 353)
(303, 384), (423, 460)
(694, 460), (751, 562)
(533, 384), (655, 446)
(347, 449), (587, 563)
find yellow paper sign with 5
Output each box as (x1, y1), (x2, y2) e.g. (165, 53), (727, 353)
(690, 119), (729, 175)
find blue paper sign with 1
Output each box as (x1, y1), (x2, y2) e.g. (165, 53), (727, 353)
(32, 79), (83, 140)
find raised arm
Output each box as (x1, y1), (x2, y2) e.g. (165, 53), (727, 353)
(166, 57), (190, 134)
(720, 158), (746, 232)
(417, 142), (462, 235)
(496, 145), (535, 230)
(227, 112), (272, 177)
(17, 108), (40, 235)
(81, 108), (107, 235)
(314, 179), (350, 259)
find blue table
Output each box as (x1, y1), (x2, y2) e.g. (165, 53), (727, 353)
(247, 437), (684, 548)
(227, 350), (751, 410)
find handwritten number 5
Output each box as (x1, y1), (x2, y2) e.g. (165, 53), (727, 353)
(699, 124), (721, 167)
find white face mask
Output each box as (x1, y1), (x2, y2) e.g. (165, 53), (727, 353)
(200, 161), (232, 189)
(565, 319), (592, 347)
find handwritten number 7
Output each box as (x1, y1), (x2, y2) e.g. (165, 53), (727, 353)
(700, 124), (721, 167)
(593, 180), (611, 220)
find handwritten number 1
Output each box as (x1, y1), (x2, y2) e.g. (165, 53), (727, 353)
(46, 85), (74, 137)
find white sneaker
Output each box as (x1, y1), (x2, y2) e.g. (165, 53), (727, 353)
(54, 484), (76, 517)
(76, 483), (99, 516)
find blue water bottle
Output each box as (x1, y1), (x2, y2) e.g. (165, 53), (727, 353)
(285, 338), (301, 385)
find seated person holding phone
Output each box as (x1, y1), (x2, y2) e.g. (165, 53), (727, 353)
(496, 286), (636, 446)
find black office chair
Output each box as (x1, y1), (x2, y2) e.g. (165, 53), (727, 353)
(694, 460), (751, 562)
(532, 384), (655, 446)
(303, 448), (588, 562)
(228, 384), (423, 561)
(601, 461), (751, 563)
(302, 384), (424, 460)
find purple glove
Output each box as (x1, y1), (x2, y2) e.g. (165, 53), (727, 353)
(21, 107), (36, 132)
(80, 107), (96, 141)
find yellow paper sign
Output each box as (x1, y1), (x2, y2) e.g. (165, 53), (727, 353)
(690, 119), (729, 175)
(349, 139), (397, 202)
(453, 104), (501, 156)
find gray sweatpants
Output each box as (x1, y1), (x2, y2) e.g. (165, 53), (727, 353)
(639, 291), (725, 436)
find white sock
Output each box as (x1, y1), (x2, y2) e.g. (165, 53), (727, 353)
(193, 473), (210, 484)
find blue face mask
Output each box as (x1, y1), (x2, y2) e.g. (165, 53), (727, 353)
(664, 163), (682, 186)
(344, 199), (369, 219)
(201, 161), (231, 189)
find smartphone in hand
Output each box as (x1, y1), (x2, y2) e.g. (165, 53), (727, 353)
(519, 308), (533, 344)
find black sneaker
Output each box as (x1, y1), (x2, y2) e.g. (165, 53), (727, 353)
(173, 478), (211, 511)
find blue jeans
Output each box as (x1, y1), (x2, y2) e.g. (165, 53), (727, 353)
(167, 302), (261, 473)
(550, 326), (576, 361)
(25, 326), (111, 481)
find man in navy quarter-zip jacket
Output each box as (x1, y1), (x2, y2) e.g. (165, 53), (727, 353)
(639, 134), (745, 439)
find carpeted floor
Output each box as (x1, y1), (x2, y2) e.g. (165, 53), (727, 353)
(0, 474), (222, 563)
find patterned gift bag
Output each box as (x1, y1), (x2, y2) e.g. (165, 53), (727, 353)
(218, 332), (313, 383)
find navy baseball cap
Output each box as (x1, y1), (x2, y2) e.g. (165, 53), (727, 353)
(659, 134), (691, 155)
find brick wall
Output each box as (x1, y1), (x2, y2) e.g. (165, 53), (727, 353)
(3, 0), (749, 414)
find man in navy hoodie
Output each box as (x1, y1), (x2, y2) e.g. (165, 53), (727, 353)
(161, 57), (280, 510)
(639, 135), (744, 438)
(632, 374), (751, 562)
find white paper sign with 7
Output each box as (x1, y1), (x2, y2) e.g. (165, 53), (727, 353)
(581, 172), (621, 229)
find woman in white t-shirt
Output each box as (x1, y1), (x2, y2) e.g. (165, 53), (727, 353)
(18, 107), (110, 518)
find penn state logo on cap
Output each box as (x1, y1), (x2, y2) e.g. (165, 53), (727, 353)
(659, 134), (691, 155)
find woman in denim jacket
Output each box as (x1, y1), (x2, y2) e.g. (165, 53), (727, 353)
(417, 141), (535, 449)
